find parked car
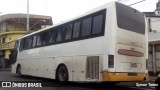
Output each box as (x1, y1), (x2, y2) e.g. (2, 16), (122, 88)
(155, 74), (160, 89)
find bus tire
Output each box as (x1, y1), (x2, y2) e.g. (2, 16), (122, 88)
(17, 65), (22, 76)
(56, 65), (68, 82)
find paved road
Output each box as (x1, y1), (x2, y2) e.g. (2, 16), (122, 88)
(0, 71), (157, 90)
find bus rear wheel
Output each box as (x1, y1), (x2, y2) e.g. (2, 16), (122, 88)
(56, 65), (68, 82)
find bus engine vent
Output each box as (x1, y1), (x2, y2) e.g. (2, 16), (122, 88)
(86, 56), (99, 80)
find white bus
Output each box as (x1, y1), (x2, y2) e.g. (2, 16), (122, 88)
(11, 2), (148, 82)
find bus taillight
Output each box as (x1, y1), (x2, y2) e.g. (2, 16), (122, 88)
(108, 55), (114, 68)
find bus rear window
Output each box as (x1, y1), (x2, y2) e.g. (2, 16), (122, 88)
(116, 2), (145, 34)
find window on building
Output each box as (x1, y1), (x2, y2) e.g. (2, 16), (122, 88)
(2, 38), (5, 44)
(155, 45), (160, 51)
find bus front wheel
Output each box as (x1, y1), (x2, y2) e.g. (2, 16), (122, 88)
(17, 65), (22, 76)
(56, 65), (68, 82)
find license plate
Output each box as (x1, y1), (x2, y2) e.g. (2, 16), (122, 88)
(131, 63), (137, 68)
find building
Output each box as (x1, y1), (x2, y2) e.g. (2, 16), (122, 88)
(144, 0), (160, 33)
(144, 0), (160, 74)
(148, 32), (160, 74)
(0, 13), (52, 68)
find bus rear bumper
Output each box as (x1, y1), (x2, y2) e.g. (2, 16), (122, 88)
(102, 72), (149, 82)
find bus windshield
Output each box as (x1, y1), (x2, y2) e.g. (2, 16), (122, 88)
(14, 40), (19, 50)
(116, 2), (145, 34)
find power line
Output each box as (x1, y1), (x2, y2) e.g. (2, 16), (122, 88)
(128, 0), (146, 6)
(118, 0), (131, 2)
(151, 20), (160, 22)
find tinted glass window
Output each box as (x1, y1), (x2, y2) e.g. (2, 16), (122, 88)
(32, 35), (37, 47)
(116, 2), (145, 34)
(23, 36), (32, 49)
(20, 39), (24, 50)
(19, 9), (106, 51)
(73, 22), (80, 38)
(56, 27), (63, 42)
(92, 14), (103, 35)
(43, 31), (50, 45)
(64, 24), (73, 40)
(14, 40), (19, 50)
(82, 18), (92, 37)
(27, 36), (32, 48)
(37, 33), (43, 46)
(49, 30), (57, 43)
(23, 38), (27, 49)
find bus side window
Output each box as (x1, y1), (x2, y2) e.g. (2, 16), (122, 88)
(27, 36), (33, 48)
(56, 27), (64, 42)
(32, 35), (37, 47)
(92, 14), (103, 35)
(37, 33), (43, 46)
(82, 17), (92, 37)
(23, 38), (28, 49)
(64, 23), (73, 40)
(20, 39), (24, 50)
(43, 31), (51, 45)
(23, 36), (32, 49)
(14, 40), (20, 50)
(72, 22), (80, 39)
(49, 30), (56, 43)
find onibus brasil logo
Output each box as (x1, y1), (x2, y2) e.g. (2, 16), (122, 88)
(1, 82), (42, 87)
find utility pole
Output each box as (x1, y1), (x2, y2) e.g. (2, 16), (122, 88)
(152, 44), (156, 74)
(27, 0), (29, 34)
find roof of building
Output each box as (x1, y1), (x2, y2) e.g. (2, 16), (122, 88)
(144, 12), (160, 17)
(0, 13), (52, 22)
(149, 32), (160, 44)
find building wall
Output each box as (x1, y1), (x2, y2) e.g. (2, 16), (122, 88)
(0, 23), (6, 32)
(149, 17), (160, 32)
(7, 24), (24, 31)
(6, 33), (25, 43)
(147, 16), (160, 73)
(148, 44), (160, 74)
(0, 14), (53, 68)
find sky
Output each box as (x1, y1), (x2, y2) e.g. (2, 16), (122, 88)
(0, 0), (158, 24)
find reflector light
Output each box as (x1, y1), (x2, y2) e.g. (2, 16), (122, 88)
(108, 55), (114, 68)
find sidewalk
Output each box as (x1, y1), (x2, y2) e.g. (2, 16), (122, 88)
(0, 68), (11, 71)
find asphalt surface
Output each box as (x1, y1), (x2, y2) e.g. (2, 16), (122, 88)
(0, 70), (157, 90)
